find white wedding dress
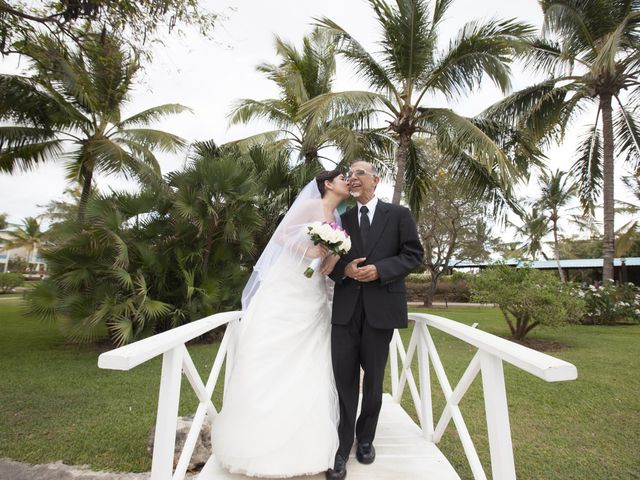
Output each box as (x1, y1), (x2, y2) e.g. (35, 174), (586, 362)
(211, 185), (340, 478)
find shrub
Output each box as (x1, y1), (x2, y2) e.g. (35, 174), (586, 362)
(0, 272), (24, 293)
(470, 265), (585, 340)
(579, 281), (640, 325)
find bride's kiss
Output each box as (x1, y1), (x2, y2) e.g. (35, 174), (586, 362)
(211, 161), (424, 480)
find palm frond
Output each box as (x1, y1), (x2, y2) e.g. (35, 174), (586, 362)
(118, 104), (192, 128)
(570, 121), (603, 212)
(314, 16), (401, 101)
(613, 99), (640, 170)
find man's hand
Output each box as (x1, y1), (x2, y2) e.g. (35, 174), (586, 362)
(345, 257), (367, 279)
(354, 264), (379, 282)
(320, 254), (340, 276)
(344, 258), (379, 282)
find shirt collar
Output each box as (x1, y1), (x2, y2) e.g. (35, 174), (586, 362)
(357, 196), (378, 213)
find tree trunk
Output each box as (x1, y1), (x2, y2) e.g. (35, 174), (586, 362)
(391, 133), (411, 204)
(552, 217), (566, 282)
(600, 93), (615, 282)
(77, 165), (94, 222)
(423, 273), (438, 307)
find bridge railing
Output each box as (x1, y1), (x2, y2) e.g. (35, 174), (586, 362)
(98, 310), (577, 480)
(389, 312), (578, 480)
(98, 311), (241, 480)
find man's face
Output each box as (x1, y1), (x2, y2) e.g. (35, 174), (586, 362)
(346, 162), (378, 200)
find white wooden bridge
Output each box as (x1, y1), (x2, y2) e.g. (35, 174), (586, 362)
(98, 312), (577, 480)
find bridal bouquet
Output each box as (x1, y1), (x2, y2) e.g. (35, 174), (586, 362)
(304, 222), (351, 278)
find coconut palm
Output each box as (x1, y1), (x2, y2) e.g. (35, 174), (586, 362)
(487, 0), (640, 281)
(0, 32), (189, 220)
(536, 169), (578, 281)
(510, 206), (550, 261)
(311, 0), (538, 207)
(3, 216), (46, 268)
(228, 27), (379, 166)
(615, 173), (640, 256)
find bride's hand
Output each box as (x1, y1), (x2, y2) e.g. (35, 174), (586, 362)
(320, 254), (340, 276)
(308, 244), (329, 258)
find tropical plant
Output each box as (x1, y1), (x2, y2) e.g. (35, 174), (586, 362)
(615, 173), (640, 256)
(471, 264), (585, 340)
(312, 0), (540, 208)
(536, 169), (578, 281)
(0, 32), (189, 220)
(26, 142), (266, 346)
(228, 27), (380, 167)
(2, 217), (46, 268)
(510, 206), (550, 260)
(487, 0), (640, 281)
(0, 272), (25, 293)
(0, 213), (7, 230)
(579, 281), (640, 325)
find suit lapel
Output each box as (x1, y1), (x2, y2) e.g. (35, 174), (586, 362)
(364, 201), (390, 257)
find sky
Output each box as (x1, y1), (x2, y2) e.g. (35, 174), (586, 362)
(0, 0), (637, 250)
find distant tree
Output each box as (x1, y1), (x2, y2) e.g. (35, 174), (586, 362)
(488, 0), (640, 281)
(0, 33), (189, 221)
(0, 213), (7, 230)
(3, 217), (46, 268)
(536, 169), (578, 281)
(510, 206), (550, 260)
(471, 265), (585, 340)
(416, 142), (496, 307)
(0, 0), (218, 59)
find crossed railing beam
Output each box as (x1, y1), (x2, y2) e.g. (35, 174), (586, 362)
(390, 313), (578, 480)
(98, 310), (577, 480)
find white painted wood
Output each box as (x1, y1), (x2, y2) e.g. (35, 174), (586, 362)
(181, 345), (217, 418)
(389, 331), (399, 399)
(197, 394), (460, 480)
(423, 327), (487, 480)
(409, 313), (577, 382)
(433, 351), (481, 442)
(480, 351), (517, 480)
(97, 311), (241, 371)
(151, 348), (184, 480)
(394, 329), (423, 425)
(416, 324), (434, 440)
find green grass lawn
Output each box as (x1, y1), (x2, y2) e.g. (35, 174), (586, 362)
(0, 299), (638, 478)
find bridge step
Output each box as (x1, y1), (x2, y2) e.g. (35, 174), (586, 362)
(198, 394), (460, 479)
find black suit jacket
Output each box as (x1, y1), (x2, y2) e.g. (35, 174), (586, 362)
(329, 200), (424, 329)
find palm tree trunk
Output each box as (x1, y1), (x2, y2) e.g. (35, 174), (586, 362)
(552, 217), (565, 282)
(78, 166), (94, 222)
(392, 133), (410, 204)
(600, 93), (615, 282)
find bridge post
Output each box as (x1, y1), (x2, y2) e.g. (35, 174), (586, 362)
(150, 347), (184, 480)
(417, 324), (434, 440)
(480, 351), (516, 480)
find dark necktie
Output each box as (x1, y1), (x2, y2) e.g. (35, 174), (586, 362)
(360, 205), (370, 249)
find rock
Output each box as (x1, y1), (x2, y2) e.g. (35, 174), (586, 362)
(147, 415), (212, 472)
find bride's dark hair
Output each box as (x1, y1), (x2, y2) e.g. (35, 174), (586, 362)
(315, 169), (343, 197)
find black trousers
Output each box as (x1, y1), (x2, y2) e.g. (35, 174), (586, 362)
(331, 290), (394, 459)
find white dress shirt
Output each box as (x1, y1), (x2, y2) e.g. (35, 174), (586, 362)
(357, 196), (378, 226)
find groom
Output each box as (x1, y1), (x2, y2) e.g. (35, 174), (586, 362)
(324, 161), (423, 479)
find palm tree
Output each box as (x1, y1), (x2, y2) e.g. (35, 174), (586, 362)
(312, 0), (538, 207)
(487, 1), (640, 281)
(510, 206), (550, 261)
(616, 173), (640, 256)
(536, 169), (578, 281)
(0, 213), (7, 231)
(228, 27), (377, 166)
(0, 32), (189, 220)
(3, 217), (46, 268)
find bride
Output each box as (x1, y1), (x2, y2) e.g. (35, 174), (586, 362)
(211, 169), (350, 477)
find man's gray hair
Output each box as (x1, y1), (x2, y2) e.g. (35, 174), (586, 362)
(350, 160), (378, 175)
